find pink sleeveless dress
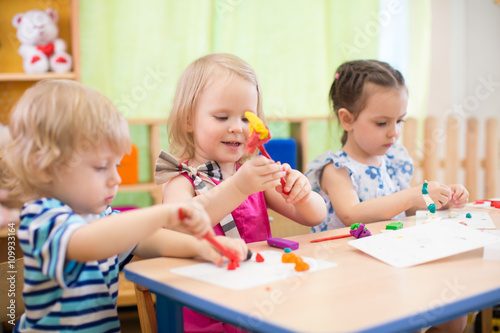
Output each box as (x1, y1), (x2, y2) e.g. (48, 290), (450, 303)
(180, 173), (271, 332)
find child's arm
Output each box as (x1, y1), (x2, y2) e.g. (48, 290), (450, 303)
(133, 229), (248, 264)
(321, 163), (451, 226)
(162, 156), (286, 227)
(66, 202), (212, 262)
(265, 164), (327, 226)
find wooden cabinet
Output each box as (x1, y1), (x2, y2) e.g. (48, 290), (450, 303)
(0, 0), (80, 124)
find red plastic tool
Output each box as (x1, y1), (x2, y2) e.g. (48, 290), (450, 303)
(203, 234), (240, 262)
(310, 233), (351, 243)
(245, 112), (289, 195)
(178, 208), (240, 262)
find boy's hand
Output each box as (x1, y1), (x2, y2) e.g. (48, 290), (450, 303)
(196, 236), (248, 266)
(425, 181), (452, 209)
(233, 156), (286, 196)
(277, 163), (312, 204)
(448, 184), (469, 208)
(170, 202), (211, 238)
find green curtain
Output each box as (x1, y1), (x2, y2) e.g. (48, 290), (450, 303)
(407, 0), (431, 124)
(79, 0), (430, 208)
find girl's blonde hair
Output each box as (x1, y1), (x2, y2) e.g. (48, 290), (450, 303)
(2, 79), (130, 201)
(168, 53), (263, 160)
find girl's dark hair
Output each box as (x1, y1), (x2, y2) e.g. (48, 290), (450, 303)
(329, 60), (406, 145)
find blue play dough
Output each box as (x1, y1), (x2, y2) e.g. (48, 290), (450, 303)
(428, 203), (436, 214)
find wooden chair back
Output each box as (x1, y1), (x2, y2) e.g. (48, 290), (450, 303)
(134, 283), (157, 333)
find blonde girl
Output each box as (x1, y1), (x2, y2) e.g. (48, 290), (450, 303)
(156, 53), (326, 332)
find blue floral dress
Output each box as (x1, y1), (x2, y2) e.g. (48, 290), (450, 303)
(306, 144), (414, 232)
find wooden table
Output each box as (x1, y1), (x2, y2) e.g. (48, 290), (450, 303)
(124, 208), (500, 332)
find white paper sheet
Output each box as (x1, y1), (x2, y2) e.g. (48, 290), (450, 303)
(349, 223), (500, 268)
(171, 250), (337, 290)
(483, 230), (500, 261)
(415, 210), (496, 229)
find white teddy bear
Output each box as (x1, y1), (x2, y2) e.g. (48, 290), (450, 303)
(12, 9), (73, 74)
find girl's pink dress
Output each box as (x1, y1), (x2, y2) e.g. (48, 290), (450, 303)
(181, 173), (271, 332)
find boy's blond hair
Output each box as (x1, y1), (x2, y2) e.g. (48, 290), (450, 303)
(168, 53), (264, 160)
(2, 79), (130, 201)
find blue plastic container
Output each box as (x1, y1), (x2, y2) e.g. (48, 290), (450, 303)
(263, 138), (297, 170)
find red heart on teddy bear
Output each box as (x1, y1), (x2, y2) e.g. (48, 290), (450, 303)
(37, 43), (54, 57)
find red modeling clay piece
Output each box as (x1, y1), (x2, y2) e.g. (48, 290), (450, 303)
(294, 256), (310, 272)
(227, 259), (239, 270)
(178, 207), (185, 220)
(256, 253), (264, 262)
(282, 252), (297, 263)
(459, 222), (468, 226)
(247, 129), (271, 155)
(474, 200), (500, 208)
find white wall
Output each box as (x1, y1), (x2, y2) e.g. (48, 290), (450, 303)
(428, 0), (500, 198)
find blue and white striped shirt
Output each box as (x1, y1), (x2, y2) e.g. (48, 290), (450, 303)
(15, 198), (134, 332)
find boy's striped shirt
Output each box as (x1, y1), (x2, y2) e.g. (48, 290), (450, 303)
(15, 198), (134, 332)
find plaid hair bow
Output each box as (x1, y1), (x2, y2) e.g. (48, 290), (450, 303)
(154, 150), (241, 238)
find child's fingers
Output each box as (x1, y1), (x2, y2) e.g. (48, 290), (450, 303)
(282, 172), (310, 203)
(252, 155), (275, 166)
(251, 162), (284, 179)
(451, 185), (468, 203)
(285, 182), (304, 203)
(280, 163), (292, 172)
(199, 242), (224, 266)
(429, 182), (451, 207)
(262, 170), (286, 186)
(288, 181), (311, 204)
(263, 162), (285, 175)
(452, 191), (464, 204)
(203, 228), (216, 239)
(216, 236), (248, 261)
(265, 178), (284, 190)
(451, 189), (468, 207)
(449, 184), (461, 197)
(439, 183), (452, 197)
(179, 203), (211, 238)
(200, 237), (247, 264)
(436, 189), (451, 207)
(282, 169), (299, 193)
